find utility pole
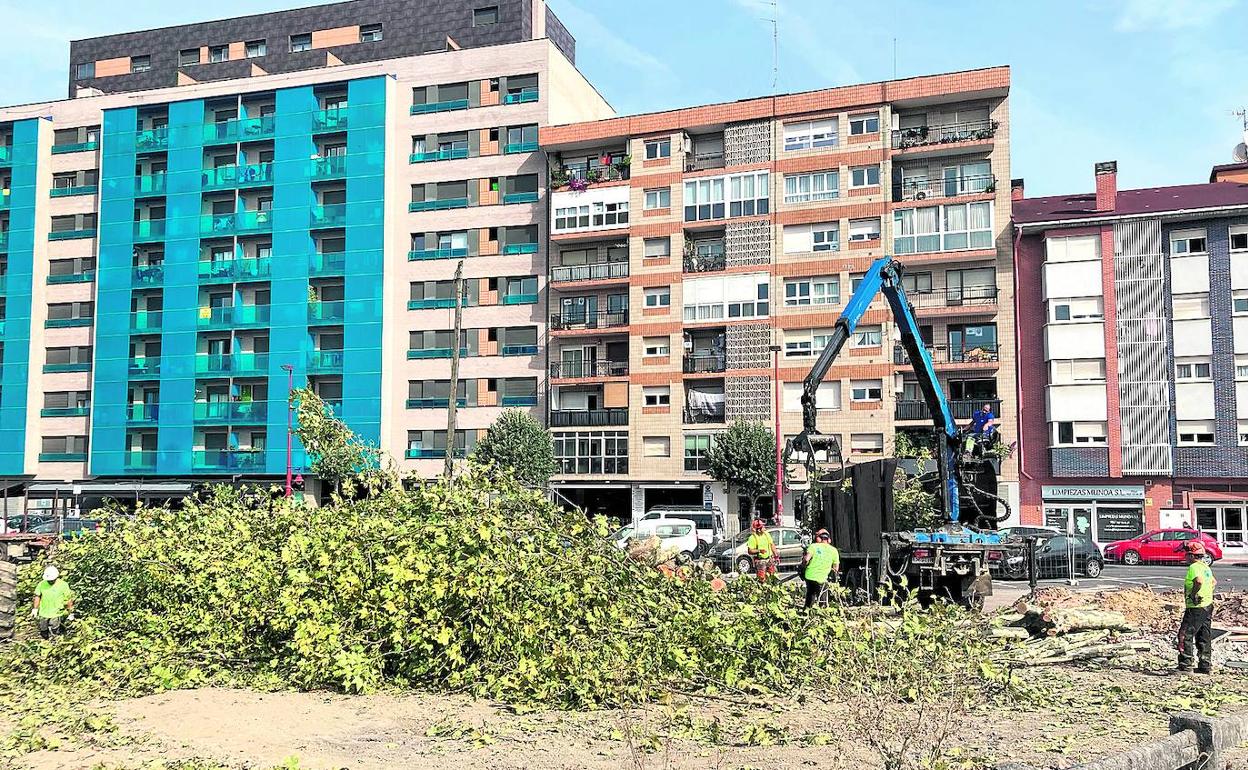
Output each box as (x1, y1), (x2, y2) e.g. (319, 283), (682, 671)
(444, 259), (465, 478)
(770, 344), (783, 524)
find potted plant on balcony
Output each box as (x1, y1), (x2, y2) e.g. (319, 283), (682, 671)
(568, 176), (590, 192)
(614, 154), (631, 180)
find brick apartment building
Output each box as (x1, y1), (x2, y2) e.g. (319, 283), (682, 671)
(540, 67), (1016, 528)
(1014, 161), (1248, 551)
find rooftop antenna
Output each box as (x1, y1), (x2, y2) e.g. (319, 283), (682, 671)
(762, 0), (778, 92)
(1234, 109), (1248, 163)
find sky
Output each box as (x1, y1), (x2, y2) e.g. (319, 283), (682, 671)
(1, 0), (1245, 197)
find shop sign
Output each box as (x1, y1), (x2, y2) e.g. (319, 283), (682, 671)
(1041, 485), (1144, 501)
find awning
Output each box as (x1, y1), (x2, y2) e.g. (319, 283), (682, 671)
(25, 480), (194, 496)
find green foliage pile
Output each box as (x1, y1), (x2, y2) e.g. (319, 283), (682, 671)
(0, 468), (999, 710)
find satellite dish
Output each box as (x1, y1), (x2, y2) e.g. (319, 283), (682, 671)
(1235, 143), (1248, 163)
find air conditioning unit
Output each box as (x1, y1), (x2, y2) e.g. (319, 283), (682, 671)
(914, 190), (928, 201)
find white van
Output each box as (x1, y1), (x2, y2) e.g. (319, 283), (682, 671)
(614, 518), (700, 562)
(640, 506), (726, 556)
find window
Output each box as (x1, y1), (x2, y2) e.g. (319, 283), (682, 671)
(683, 171), (769, 221)
(643, 386), (671, 407)
(209, 45), (229, 63)
(47, 302), (93, 321)
(1173, 293), (1210, 320)
(850, 165), (880, 187)
(75, 62), (94, 79)
(1175, 357), (1213, 380)
(644, 436), (671, 457)
(130, 55), (151, 74)
(1050, 358), (1107, 383)
(849, 219), (880, 242)
(644, 138), (671, 160)
(643, 337), (670, 356)
(684, 434), (713, 472)
(893, 207), (940, 254)
(644, 287), (671, 308)
(554, 205), (590, 231)
(592, 200), (628, 227)
(851, 379), (883, 401)
(853, 325), (882, 347)
(785, 332), (813, 357)
(902, 271), (933, 294)
(1177, 420), (1216, 446)
(177, 49), (199, 66)
(644, 188), (671, 210)
(1050, 297), (1104, 322)
(1046, 234), (1100, 262)
(644, 237), (670, 258)
(783, 276), (839, 307)
(782, 382), (841, 412)
(1237, 356), (1248, 380)
(942, 202), (993, 250)
(360, 24), (383, 42)
(1239, 420), (1248, 446)
(850, 434), (884, 456)
(554, 430), (628, 474)
(1053, 421), (1108, 446)
(245, 40), (267, 58)
(1170, 229), (1207, 255)
(41, 436), (88, 455)
(1231, 227), (1248, 252)
(473, 6), (500, 25)
(290, 34), (312, 53)
(683, 273), (770, 321)
(782, 222), (838, 253)
(783, 171), (839, 203)
(849, 113), (879, 135)
(783, 119), (837, 151)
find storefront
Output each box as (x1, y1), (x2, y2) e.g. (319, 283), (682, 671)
(1194, 502), (1248, 552)
(1041, 485), (1146, 545)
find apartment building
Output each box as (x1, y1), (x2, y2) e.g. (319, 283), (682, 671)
(0, 0), (611, 514)
(539, 67), (1015, 528)
(1015, 161), (1248, 551)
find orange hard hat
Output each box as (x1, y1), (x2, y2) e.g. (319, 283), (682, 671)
(751, 518), (765, 531)
(1184, 540), (1207, 556)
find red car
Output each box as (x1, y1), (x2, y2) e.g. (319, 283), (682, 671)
(1102, 529), (1221, 566)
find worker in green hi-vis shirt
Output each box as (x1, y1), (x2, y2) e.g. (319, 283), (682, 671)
(801, 529), (840, 609)
(32, 565), (74, 641)
(1178, 540), (1215, 674)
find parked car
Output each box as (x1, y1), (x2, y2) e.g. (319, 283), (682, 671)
(1103, 529), (1221, 565)
(639, 505), (726, 556)
(613, 518), (701, 562)
(998, 526), (1061, 540)
(706, 526), (807, 575)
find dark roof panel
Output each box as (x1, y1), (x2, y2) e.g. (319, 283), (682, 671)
(1014, 181), (1248, 224)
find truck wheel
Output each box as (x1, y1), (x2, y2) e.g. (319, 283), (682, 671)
(735, 556), (753, 575)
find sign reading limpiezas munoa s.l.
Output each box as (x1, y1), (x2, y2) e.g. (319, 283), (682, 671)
(1041, 485), (1145, 501)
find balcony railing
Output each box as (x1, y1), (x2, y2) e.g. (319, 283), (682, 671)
(502, 191), (539, 204)
(682, 251), (726, 273)
(504, 141), (538, 154)
(39, 452), (87, 462)
(124, 452), (158, 472)
(407, 347), (470, 359)
(502, 88), (539, 104)
(48, 271), (95, 284)
(135, 173), (167, 196)
(892, 343), (1000, 366)
(309, 155), (348, 180)
(406, 447), (468, 459)
(194, 401), (268, 423)
(409, 246), (469, 261)
(197, 304), (271, 328)
(308, 301), (346, 324)
(683, 353), (726, 374)
(501, 293), (538, 305)
(201, 211), (272, 236)
(195, 352), (270, 376)
(50, 185), (97, 198)
(550, 310), (629, 331)
(684, 150), (725, 172)
(129, 311), (162, 332)
(308, 350), (345, 372)
(40, 406), (89, 418)
(555, 163), (628, 186)
(309, 203), (348, 228)
(51, 141), (97, 155)
(893, 174), (997, 202)
(895, 398), (1001, 421)
(309, 252), (347, 276)
(502, 242), (539, 255)
(127, 358), (160, 378)
(501, 344), (539, 356)
(501, 395), (539, 407)
(127, 403), (160, 423)
(0, 146), (11, 165)
(410, 98), (470, 115)
(683, 407), (726, 424)
(132, 265), (164, 286)
(192, 450), (266, 471)
(908, 286), (1000, 310)
(202, 163), (273, 189)
(409, 197), (470, 212)
(312, 108), (349, 133)
(549, 360), (629, 379)
(549, 408), (628, 427)
(551, 261), (629, 284)
(49, 228), (95, 241)
(133, 219), (166, 241)
(407, 396), (468, 409)
(410, 147), (469, 163)
(135, 127), (169, 151)
(198, 257), (272, 284)
(203, 116), (275, 145)
(891, 119), (1000, 150)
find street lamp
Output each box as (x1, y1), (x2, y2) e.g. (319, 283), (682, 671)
(280, 364), (294, 497)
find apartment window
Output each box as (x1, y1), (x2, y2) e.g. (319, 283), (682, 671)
(785, 333), (813, 357)
(209, 45), (229, 63)
(1177, 420), (1216, 446)
(850, 379), (882, 401)
(44, 392), (90, 410)
(1050, 297), (1104, 322)
(902, 271), (933, 294)
(1170, 229), (1207, 255)
(554, 430), (628, 474)
(47, 302), (93, 322)
(893, 207), (940, 254)
(1239, 420), (1248, 446)
(643, 237), (670, 258)
(850, 434), (884, 456)
(783, 119), (837, 151)
(942, 202), (993, 250)
(853, 325), (882, 347)
(644, 287), (671, 308)
(783, 223), (838, 254)
(1050, 358), (1106, 384)
(46, 346), (92, 366)
(245, 40), (267, 58)
(1173, 293), (1211, 320)
(129, 55), (151, 74)
(360, 24), (383, 42)
(42, 436), (88, 455)
(644, 188), (671, 210)
(1053, 421), (1108, 446)
(1175, 357), (1213, 381)
(473, 6), (500, 25)
(850, 165), (880, 187)
(683, 171), (769, 222)
(554, 205), (590, 231)
(1237, 356), (1248, 380)
(784, 276), (839, 307)
(290, 34), (312, 53)
(175, 49), (198, 66)
(783, 171), (839, 203)
(643, 337), (670, 356)
(592, 201), (628, 227)
(849, 113), (880, 135)
(1046, 234), (1100, 263)
(848, 218), (880, 242)
(75, 62), (94, 79)
(1231, 226), (1248, 252)
(642, 436), (671, 457)
(643, 386), (671, 407)
(49, 258), (95, 279)
(684, 435), (713, 472)
(1234, 291), (1248, 314)
(644, 138), (671, 160)
(683, 273), (770, 321)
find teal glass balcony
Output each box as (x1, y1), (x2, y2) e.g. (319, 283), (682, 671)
(196, 352), (269, 376)
(201, 211), (272, 236)
(501, 344), (539, 356)
(309, 252), (346, 276)
(501, 293), (538, 305)
(124, 452), (158, 472)
(132, 265), (164, 286)
(310, 156), (347, 180)
(310, 204), (347, 228)
(46, 316), (92, 329)
(501, 396), (539, 407)
(502, 191), (539, 204)
(44, 362), (91, 373)
(502, 242), (539, 255)
(133, 219), (166, 241)
(0, 232), (8, 251)
(504, 141), (539, 154)
(410, 147), (469, 163)
(308, 301), (345, 324)
(48, 271), (95, 285)
(0, 275), (7, 292)
(127, 358), (160, 379)
(407, 347), (468, 359)
(408, 246), (468, 261)
(39, 452), (87, 462)
(406, 447), (466, 459)
(503, 89), (539, 105)
(134, 173), (167, 196)
(198, 257), (271, 284)
(203, 116), (275, 145)
(407, 297), (457, 310)
(197, 304), (271, 329)
(0, 146), (11, 165)
(0, 191), (9, 208)
(129, 311), (162, 332)
(49, 228), (95, 241)
(40, 406), (90, 418)
(409, 98), (469, 115)
(308, 349), (344, 372)
(135, 127), (169, 152)
(312, 108), (348, 133)
(50, 185), (98, 198)
(202, 163), (273, 190)
(51, 141), (98, 155)
(192, 450), (265, 472)
(0, 319), (7, 334)
(409, 198), (470, 212)
(407, 397), (467, 409)
(126, 403), (160, 423)
(193, 401), (267, 424)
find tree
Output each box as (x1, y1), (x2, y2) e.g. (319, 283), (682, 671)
(291, 387), (389, 497)
(704, 420), (776, 521)
(472, 409), (557, 488)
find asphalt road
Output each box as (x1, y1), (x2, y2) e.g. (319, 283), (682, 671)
(1026, 562), (1248, 592)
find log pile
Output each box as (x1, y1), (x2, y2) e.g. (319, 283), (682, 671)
(992, 600), (1151, 667)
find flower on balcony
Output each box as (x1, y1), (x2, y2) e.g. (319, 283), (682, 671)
(568, 176), (590, 192)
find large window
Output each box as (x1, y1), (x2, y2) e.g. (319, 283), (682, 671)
(784, 276), (839, 307)
(593, 200), (628, 227)
(1050, 297), (1103, 322)
(782, 223), (838, 253)
(554, 431), (628, 474)
(893, 207), (940, 254)
(554, 205), (590, 231)
(683, 273), (770, 321)
(942, 202), (993, 250)
(1053, 421), (1108, 446)
(783, 119), (837, 151)
(1170, 228), (1207, 255)
(783, 171), (838, 203)
(892, 202), (992, 254)
(684, 434), (714, 472)
(1177, 420), (1215, 446)
(644, 138), (671, 159)
(1050, 359), (1107, 384)
(684, 172), (769, 222)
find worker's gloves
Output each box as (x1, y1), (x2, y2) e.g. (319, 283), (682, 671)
(29, 608), (37, 618)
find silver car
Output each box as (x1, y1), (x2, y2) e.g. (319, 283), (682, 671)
(706, 526), (807, 574)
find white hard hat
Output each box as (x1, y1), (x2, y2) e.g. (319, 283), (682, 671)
(42, 565), (59, 582)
